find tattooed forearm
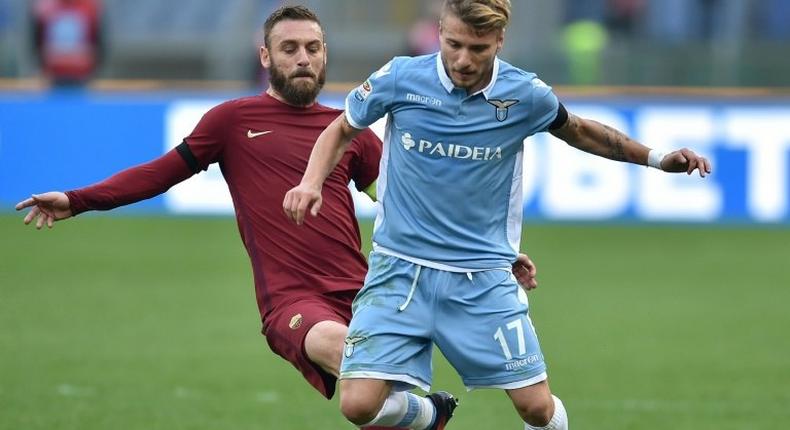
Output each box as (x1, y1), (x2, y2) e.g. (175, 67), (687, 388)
(552, 114), (648, 164)
(601, 124), (627, 162)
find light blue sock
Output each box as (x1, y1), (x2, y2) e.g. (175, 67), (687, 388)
(362, 391), (435, 429)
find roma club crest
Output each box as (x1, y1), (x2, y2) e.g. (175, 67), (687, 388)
(487, 99), (519, 122)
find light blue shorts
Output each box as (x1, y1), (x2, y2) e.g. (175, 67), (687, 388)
(340, 251), (547, 391)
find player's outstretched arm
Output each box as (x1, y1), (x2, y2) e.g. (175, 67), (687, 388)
(15, 149), (196, 230)
(15, 192), (73, 230)
(549, 113), (712, 177)
(284, 113), (363, 225)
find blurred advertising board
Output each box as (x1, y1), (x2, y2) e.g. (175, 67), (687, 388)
(1, 91), (788, 223)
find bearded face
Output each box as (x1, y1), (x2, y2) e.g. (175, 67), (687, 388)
(268, 56), (326, 107)
(262, 19), (327, 107)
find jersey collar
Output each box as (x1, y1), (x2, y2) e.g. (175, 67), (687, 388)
(435, 52), (500, 99)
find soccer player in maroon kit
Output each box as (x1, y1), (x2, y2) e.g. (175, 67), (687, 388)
(16, 6), (537, 429)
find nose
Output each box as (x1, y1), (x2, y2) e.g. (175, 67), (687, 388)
(456, 49), (472, 71)
(295, 47), (310, 67)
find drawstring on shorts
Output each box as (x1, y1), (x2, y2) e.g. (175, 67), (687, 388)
(398, 265), (422, 312)
(396, 266), (477, 311)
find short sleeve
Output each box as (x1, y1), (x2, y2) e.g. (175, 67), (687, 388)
(344, 58), (399, 130)
(349, 129), (382, 191)
(529, 77), (561, 134)
(183, 101), (236, 170)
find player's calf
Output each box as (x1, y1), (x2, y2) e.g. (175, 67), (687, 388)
(508, 382), (567, 429)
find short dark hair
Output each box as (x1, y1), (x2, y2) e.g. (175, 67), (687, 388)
(263, 5), (323, 48)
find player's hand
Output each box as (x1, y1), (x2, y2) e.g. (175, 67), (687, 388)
(283, 183), (323, 225)
(15, 192), (73, 230)
(660, 148), (712, 177)
(512, 253), (538, 291)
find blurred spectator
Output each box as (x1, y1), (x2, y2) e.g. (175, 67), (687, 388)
(645, 0), (750, 43)
(562, 0), (611, 85)
(32, 0), (103, 86)
(407, 0), (441, 56)
(644, 0), (695, 42)
(605, 0), (645, 37)
(408, 19), (440, 56)
(562, 20), (609, 85)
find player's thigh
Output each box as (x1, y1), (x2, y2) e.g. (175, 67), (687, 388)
(263, 295), (352, 398)
(341, 251), (434, 392)
(435, 270), (547, 389)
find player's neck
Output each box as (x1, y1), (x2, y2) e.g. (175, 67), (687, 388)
(466, 69), (494, 95)
(265, 87), (316, 108)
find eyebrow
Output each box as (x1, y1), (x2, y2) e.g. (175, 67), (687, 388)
(446, 37), (492, 50)
(278, 38), (323, 47)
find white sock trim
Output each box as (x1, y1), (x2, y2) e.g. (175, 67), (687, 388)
(363, 391), (408, 427)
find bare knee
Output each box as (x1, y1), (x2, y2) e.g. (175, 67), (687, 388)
(508, 382), (555, 427)
(338, 380), (390, 425)
(339, 392), (380, 425)
(515, 397), (554, 426)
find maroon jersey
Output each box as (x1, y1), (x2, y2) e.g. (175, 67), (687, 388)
(67, 93), (381, 322)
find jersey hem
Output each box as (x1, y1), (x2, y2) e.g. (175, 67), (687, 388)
(373, 244), (511, 273)
(463, 371), (548, 391)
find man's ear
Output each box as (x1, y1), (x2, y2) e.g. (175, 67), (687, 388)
(260, 46), (271, 69)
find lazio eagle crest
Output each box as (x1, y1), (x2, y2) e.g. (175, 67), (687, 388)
(487, 99), (519, 122)
(344, 335), (367, 358)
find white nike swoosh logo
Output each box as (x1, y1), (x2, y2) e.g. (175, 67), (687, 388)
(247, 130), (273, 138)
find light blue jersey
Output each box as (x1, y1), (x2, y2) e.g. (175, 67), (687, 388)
(345, 53), (560, 270)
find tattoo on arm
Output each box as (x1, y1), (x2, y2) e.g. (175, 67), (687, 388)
(557, 114), (641, 163)
(601, 124), (627, 162)
(566, 114), (582, 134)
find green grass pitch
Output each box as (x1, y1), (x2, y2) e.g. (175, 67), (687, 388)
(1, 214), (788, 429)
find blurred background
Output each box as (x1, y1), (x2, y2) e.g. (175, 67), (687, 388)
(1, 1), (789, 430)
(0, 0), (789, 85)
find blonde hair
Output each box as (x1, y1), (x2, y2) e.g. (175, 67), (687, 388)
(442, 0), (511, 34)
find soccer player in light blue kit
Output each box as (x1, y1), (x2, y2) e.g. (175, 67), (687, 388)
(285, 1), (712, 429)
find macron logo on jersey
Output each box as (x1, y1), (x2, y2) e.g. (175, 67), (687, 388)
(401, 132), (503, 161)
(406, 93), (443, 106)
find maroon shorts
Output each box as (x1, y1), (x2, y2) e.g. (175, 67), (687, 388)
(262, 290), (355, 399)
